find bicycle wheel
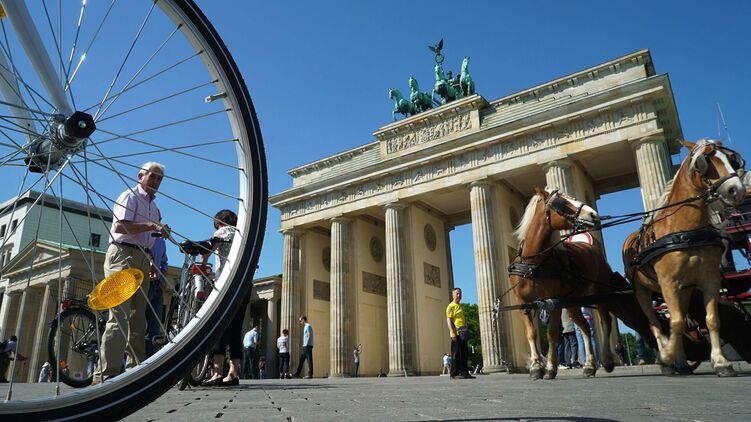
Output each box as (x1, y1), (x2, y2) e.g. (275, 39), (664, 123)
(47, 307), (100, 389)
(0, 1), (266, 420)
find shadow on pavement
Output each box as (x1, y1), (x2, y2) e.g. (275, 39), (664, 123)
(193, 382), (338, 391)
(404, 418), (616, 422)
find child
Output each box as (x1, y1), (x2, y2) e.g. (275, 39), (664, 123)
(258, 356), (266, 380)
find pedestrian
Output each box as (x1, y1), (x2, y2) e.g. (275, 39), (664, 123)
(277, 328), (290, 379)
(145, 235), (168, 359)
(242, 325), (259, 379)
(442, 353), (451, 375)
(199, 210), (245, 387)
(96, 162), (170, 384)
(446, 287), (474, 379)
(353, 344), (362, 377)
(575, 306), (599, 367)
(0, 336), (25, 383)
(38, 362), (51, 383)
(635, 332), (647, 365)
(292, 315), (314, 379)
(258, 356), (266, 380)
(561, 309), (578, 369)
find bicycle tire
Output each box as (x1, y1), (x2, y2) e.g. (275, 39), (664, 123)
(0, 1), (267, 419)
(47, 307), (100, 389)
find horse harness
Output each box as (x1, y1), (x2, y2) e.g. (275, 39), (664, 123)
(631, 227), (724, 269)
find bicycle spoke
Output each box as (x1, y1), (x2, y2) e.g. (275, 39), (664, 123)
(80, 51), (202, 115)
(67, 0), (118, 89)
(93, 2), (157, 121)
(96, 80), (215, 123)
(95, 23), (183, 120)
(65, 0), (87, 89)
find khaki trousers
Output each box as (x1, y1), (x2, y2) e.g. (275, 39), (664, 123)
(96, 243), (150, 380)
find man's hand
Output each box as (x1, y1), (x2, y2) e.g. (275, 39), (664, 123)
(450, 331), (457, 340)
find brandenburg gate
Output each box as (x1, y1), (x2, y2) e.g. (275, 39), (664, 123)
(270, 49), (681, 376)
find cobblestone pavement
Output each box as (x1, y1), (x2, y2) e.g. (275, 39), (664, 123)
(122, 363), (751, 422)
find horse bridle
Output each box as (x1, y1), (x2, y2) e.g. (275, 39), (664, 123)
(691, 143), (744, 204)
(544, 190), (595, 232)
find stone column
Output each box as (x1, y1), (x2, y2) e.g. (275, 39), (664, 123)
(29, 284), (54, 382)
(631, 136), (673, 210)
(469, 181), (504, 373)
(444, 225), (455, 293)
(0, 291), (18, 340)
(281, 230), (302, 360)
(265, 298), (278, 379)
(384, 202), (412, 376)
(329, 217), (352, 377)
(10, 289), (29, 382)
(542, 159), (575, 195)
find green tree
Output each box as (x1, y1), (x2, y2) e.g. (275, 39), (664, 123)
(619, 332), (655, 364)
(461, 303), (483, 366)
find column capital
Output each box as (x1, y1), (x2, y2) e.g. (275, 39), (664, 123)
(282, 228), (303, 236)
(330, 215), (352, 224)
(382, 201), (407, 211)
(468, 179), (493, 190)
(629, 134), (665, 150)
(540, 158), (573, 172)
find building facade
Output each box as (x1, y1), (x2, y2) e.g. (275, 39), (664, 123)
(270, 50), (681, 375)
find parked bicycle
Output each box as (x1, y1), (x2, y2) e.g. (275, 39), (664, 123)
(47, 298), (106, 388)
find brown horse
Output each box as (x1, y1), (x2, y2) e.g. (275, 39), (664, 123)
(623, 139), (746, 377)
(510, 187), (627, 380)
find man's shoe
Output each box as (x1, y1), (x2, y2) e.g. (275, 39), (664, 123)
(638, 359), (646, 365)
(304, 375), (313, 379)
(461, 372), (476, 379)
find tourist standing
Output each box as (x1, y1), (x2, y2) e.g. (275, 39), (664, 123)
(96, 162), (169, 384)
(38, 362), (51, 383)
(199, 210), (245, 387)
(277, 328), (290, 379)
(292, 316), (314, 379)
(242, 325), (259, 379)
(561, 309), (578, 368)
(446, 288), (474, 379)
(353, 344), (362, 377)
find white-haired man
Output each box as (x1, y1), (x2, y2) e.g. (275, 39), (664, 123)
(95, 162), (170, 383)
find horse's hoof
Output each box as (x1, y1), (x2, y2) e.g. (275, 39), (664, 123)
(715, 365), (737, 377)
(543, 370), (557, 380)
(582, 367), (596, 378)
(659, 364), (677, 376)
(603, 362), (615, 373)
(529, 368), (544, 380)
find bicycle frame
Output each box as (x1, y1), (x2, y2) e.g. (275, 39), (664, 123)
(1, 0), (73, 116)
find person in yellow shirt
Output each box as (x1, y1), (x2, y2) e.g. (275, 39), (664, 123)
(445, 288), (474, 379)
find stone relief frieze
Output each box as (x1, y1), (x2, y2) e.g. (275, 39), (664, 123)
(423, 262), (441, 288)
(362, 271), (387, 296)
(282, 104), (647, 219)
(313, 279), (330, 301)
(385, 113), (472, 154)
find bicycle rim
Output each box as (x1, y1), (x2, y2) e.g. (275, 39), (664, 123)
(0, 0), (266, 419)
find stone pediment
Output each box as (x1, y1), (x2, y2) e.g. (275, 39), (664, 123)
(374, 95), (488, 158)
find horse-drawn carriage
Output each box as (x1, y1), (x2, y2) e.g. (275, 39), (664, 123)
(500, 139), (751, 379)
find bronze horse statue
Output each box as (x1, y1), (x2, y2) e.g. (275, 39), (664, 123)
(408, 77), (434, 113)
(509, 187), (655, 379)
(388, 88), (415, 121)
(623, 139), (746, 377)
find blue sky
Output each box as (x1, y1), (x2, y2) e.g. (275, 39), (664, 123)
(192, 1), (751, 304)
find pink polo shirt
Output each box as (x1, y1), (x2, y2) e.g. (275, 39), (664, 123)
(109, 184), (161, 249)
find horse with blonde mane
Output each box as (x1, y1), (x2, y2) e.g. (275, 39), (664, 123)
(623, 139), (746, 377)
(510, 187), (652, 379)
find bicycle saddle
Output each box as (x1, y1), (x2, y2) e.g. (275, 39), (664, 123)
(179, 240), (213, 256)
